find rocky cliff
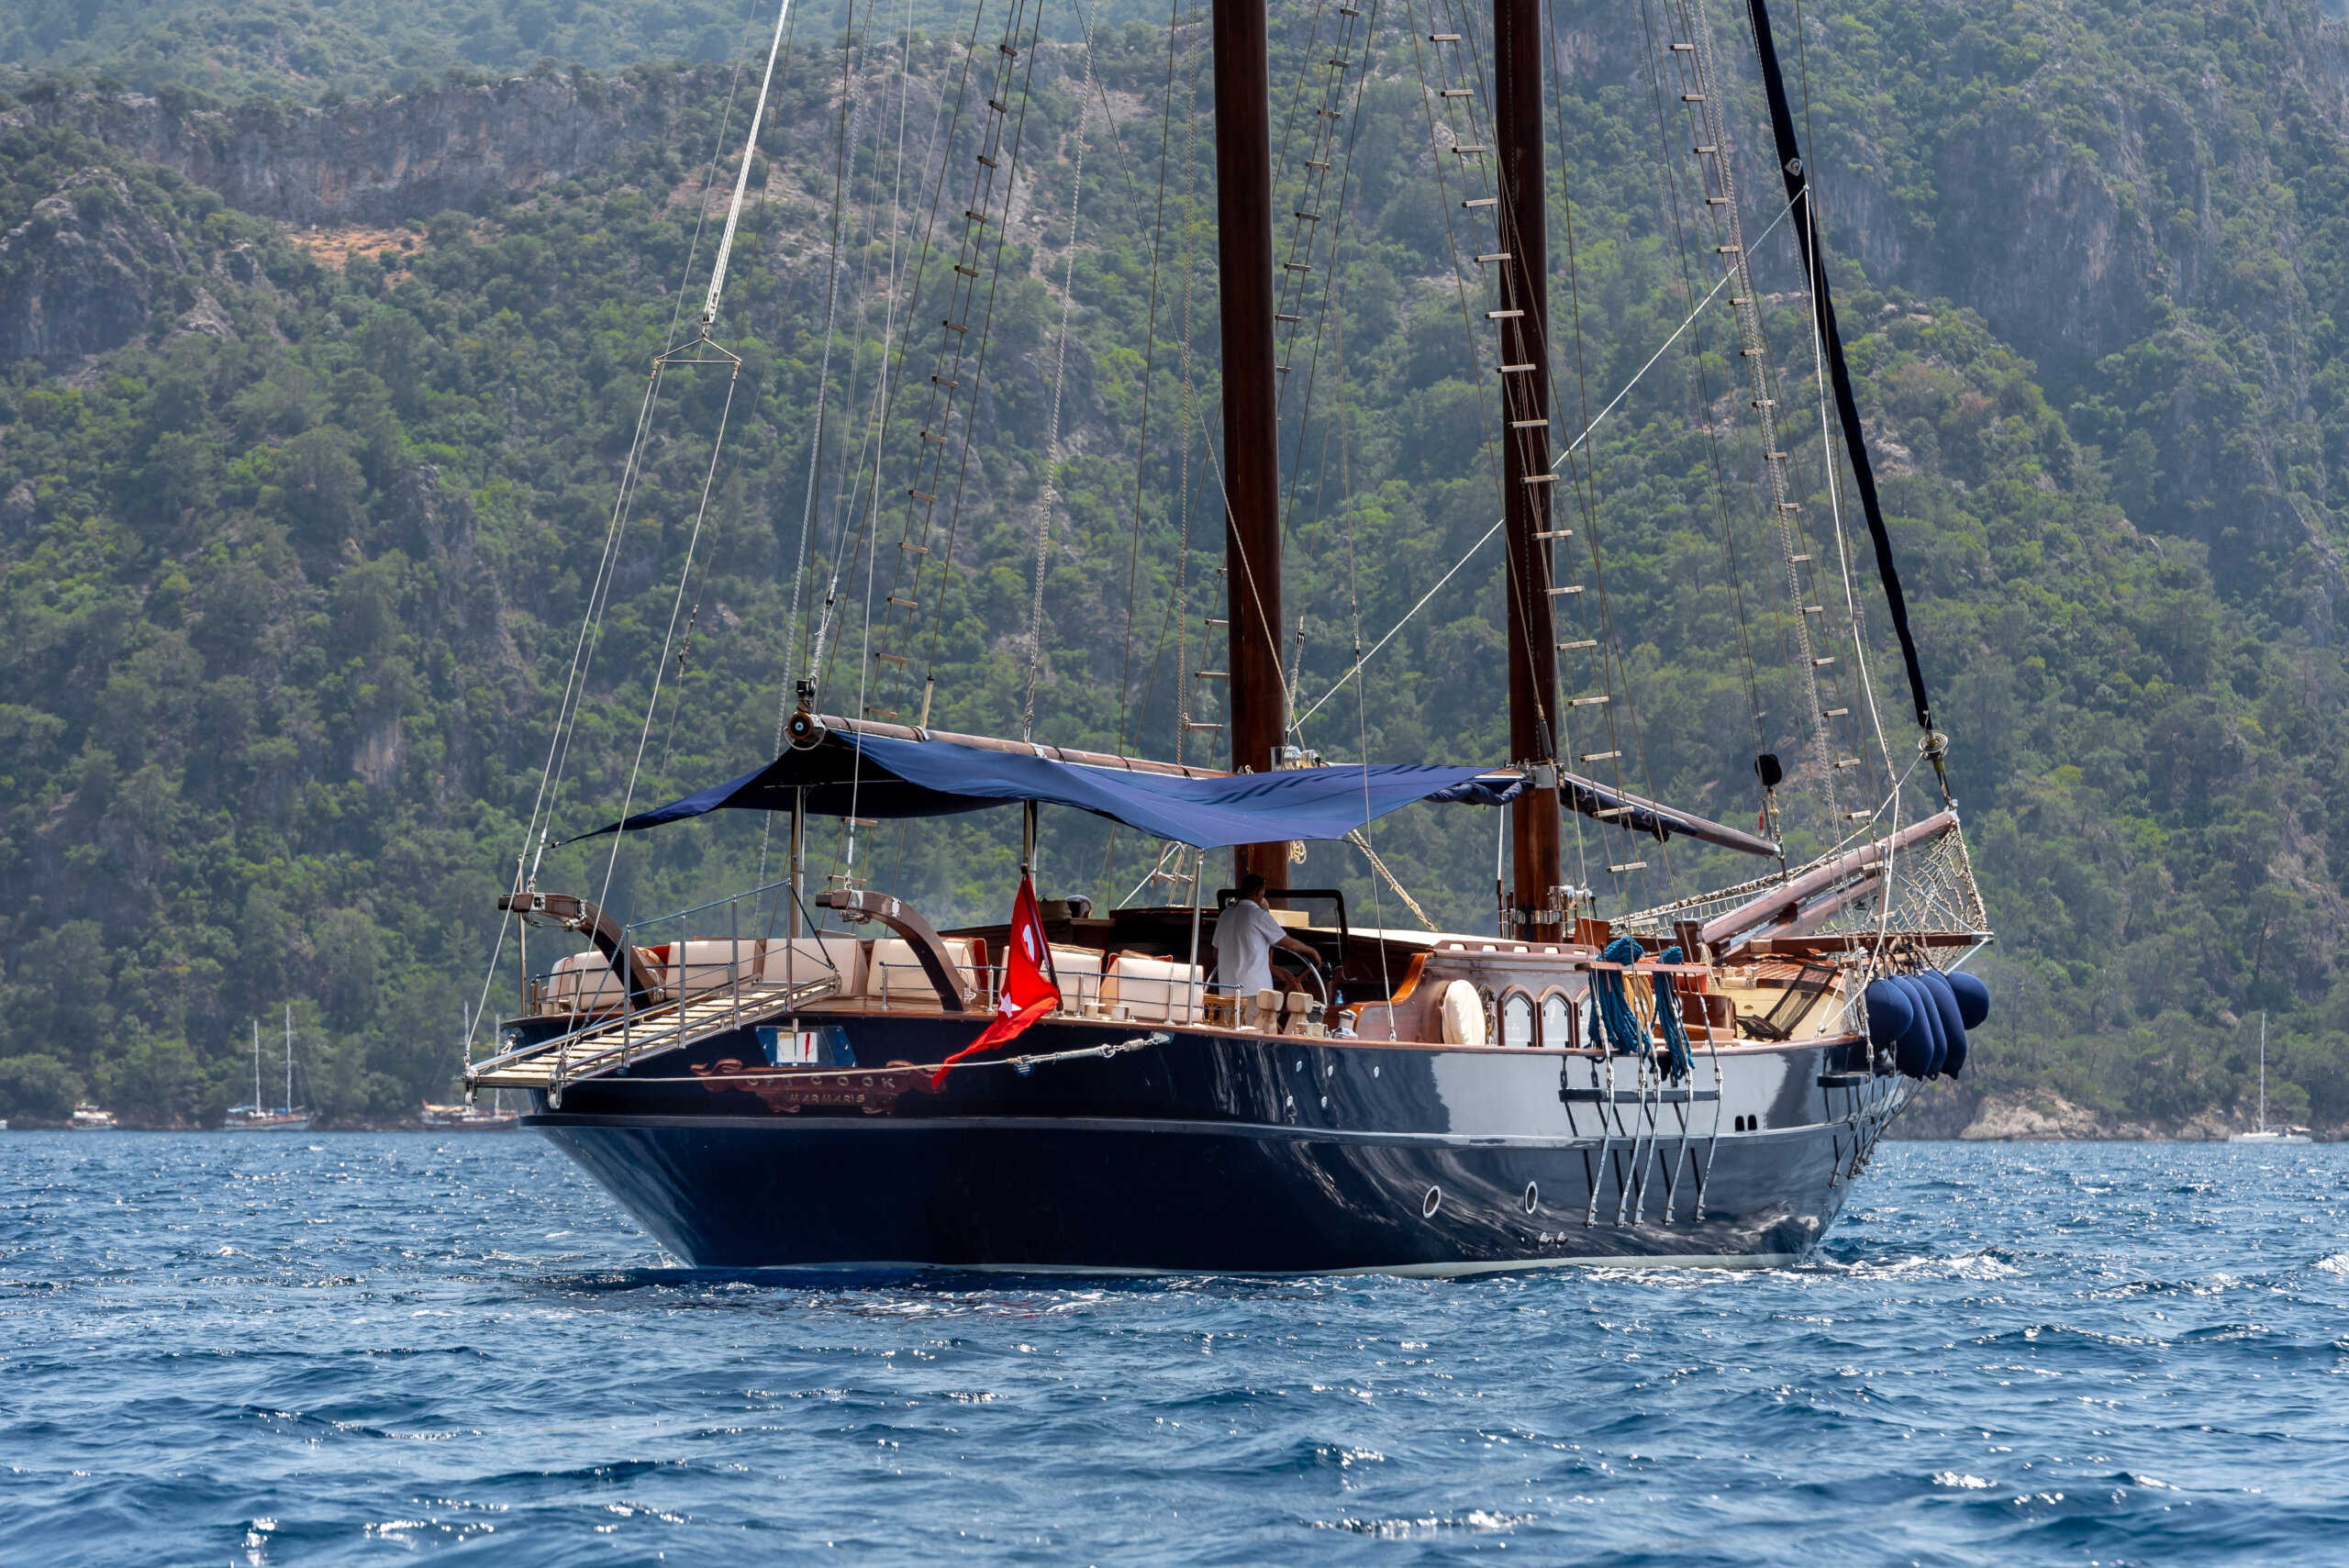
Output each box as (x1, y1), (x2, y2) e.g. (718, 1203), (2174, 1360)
(9, 71), (679, 225)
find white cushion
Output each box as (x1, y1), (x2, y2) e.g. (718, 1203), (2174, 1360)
(1047, 945), (1105, 1010)
(863, 937), (974, 1005)
(1104, 954), (1202, 1024)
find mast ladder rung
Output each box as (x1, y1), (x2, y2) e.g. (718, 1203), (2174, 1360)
(1842, 812), (1873, 822)
(919, 430), (948, 443)
(1306, 160), (1330, 169)
(1752, 397), (1775, 407)
(964, 209), (991, 225)
(899, 541), (930, 554)
(1776, 502), (1801, 510)
(1570, 695), (1610, 707)
(1430, 31), (1463, 40)
(1671, 42), (1696, 51)
(1833, 758), (1864, 769)
(1275, 313), (1302, 322)
(952, 265), (978, 279)
(1294, 210), (1321, 220)
(1547, 584), (1584, 596)
(1522, 474), (1558, 485)
(987, 98), (1008, 113)
(1463, 196), (1498, 208)
(1536, 528), (1572, 539)
(1803, 604), (1824, 613)
(1812, 656), (1835, 667)
(888, 596), (918, 610)
(1789, 553), (1812, 562)
(999, 42), (1019, 56)
(1194, 670), (1229, 680)
(1765, 450), (1787, 459)
(1184, 721), (1225, 731)
(1684, 93), (1707, 102)
(1282, 261), (1313, 272)
(1716, 243), (1741, 253)
(942, 320), (968, 334)
(1596, 806), (1633, 819)
(1709, 197), (1732, 206)
(1340, 6), (1362, 15)
(1822, 706), (1849, 717)
(874, 651), (907, 665)
(1441, 89), (1474, 98)
(1453, 145), (1488, 156)
(1609, 861), (1649, 873)
(1695, 144), (1719, 153)
(1511, 418), (1548, 428)
(1498, 363), (1536, 374)
(908, 489), (937, 502)
(1204, 617), (1228, 627)
(1581, 750), (1621, 762)
(1486, 308), (1524, 319)
(1475, 251), (1511, 262)
(1558, 638), (1597, 650)
(976, 155), (998, 169)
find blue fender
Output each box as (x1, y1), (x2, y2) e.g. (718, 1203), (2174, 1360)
(1863, 978), (1914, 1049)
(1946, 969), (1991, 1030)
(1888, 974), (1936, 1078)
(1920, 970), (1969, 1078)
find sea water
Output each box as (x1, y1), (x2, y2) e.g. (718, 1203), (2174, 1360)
(2, 1135), (2343, 1565)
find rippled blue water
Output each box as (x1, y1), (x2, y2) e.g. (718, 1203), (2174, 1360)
(5, 1134), (2345, 1565)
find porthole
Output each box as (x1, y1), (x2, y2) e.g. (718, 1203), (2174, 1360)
(1423, 1185), (1442, 1219)
(1499, 989), (1536, 1049)
(1523, 1181), (1539, 1214)
(1539, 990), (1572, 1049)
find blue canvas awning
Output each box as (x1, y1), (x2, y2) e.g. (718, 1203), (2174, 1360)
(571, 728), (1520, 850)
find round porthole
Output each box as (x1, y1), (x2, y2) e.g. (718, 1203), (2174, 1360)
(1422, 1185), (1442, 1219)
(1523, 1182), (1539, 1214)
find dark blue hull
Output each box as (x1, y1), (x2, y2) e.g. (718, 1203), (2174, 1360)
(518, 1014), (1907, 1273)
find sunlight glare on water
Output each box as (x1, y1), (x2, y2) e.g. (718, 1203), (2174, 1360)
(3, 1135), (2345, 1564)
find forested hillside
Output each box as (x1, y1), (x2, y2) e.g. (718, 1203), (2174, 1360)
(2, 0), (2347, 1133)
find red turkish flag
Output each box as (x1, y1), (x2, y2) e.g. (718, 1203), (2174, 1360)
(932, 875), (1062, 1086)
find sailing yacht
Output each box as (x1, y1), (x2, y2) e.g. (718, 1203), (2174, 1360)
(461, 0), (1994, 1271)
(2230, 1014), (2310, 1144)
(224, 1007), (310, 1132)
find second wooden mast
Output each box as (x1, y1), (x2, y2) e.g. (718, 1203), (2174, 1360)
(1496, 0), (1563, 940)
(1216, 0), (1558, 917)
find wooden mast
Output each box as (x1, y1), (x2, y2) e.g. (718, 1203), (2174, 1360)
(1496, 0), (1561, 939)
(1214, 0), (1287, 893)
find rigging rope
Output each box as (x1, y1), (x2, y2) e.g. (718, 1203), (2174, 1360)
(1294, 196), (1797, 729)
(1022, 8), (1101, 741)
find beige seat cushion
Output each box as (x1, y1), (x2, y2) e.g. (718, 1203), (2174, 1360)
(1047, 945), (1105, 1010)
(863, 937), (974, 1006)
(1103, 953), (1202, 1024)
(761, 935), (866, 997)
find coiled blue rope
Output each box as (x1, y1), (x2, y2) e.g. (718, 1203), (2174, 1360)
(1654, 944), (1696, 1083)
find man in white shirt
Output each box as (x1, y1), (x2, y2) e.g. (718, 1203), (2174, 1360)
(1212, 873), (1325, 999)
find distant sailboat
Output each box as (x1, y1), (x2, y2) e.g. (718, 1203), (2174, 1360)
(2231, 1013), (2310, 1144)
(224, 1006), (310, 1131)
(422, 1005), (518, 1130)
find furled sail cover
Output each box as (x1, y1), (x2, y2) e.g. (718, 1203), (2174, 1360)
(572, 729), (1521, 850)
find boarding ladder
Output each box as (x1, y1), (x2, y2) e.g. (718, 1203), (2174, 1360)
(464, 973), (840, 1095)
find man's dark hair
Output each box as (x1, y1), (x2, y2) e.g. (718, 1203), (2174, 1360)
(1237, 872), (1267, 898)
